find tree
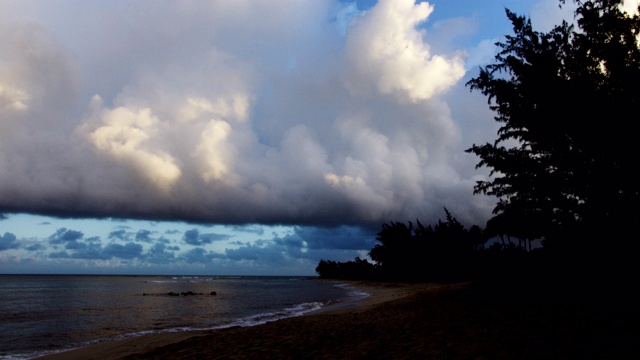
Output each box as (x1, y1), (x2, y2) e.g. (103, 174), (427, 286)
(466, 0), (640, 261)
(368, 208), (480, 282)
(315, 257), (378, 280)
(316, 209), (485, 282)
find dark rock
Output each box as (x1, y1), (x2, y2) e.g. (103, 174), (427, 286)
(180, 291), (202, 296)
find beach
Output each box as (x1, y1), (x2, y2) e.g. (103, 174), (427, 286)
(37, 281), (640, 359)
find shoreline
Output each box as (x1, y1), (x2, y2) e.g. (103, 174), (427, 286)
(35, 280), (419, 360)
(35, 280), (640, 359)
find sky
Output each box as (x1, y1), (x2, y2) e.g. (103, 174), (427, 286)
(1, 0), (635, 276)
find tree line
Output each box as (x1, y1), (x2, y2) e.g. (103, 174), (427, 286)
(316, 208), (536, 282)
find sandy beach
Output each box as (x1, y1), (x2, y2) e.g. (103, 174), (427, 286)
(37, 280), (640, 359)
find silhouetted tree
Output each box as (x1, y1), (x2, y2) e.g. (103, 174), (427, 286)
(316, 257), (379, 280)
(369, 220), (416, 278)
(466, 0), (640, 276)
(316, 209), (486, 282)
(368, 208), (482, 282)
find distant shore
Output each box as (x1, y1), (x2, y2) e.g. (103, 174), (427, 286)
(37, 280), (640, 359)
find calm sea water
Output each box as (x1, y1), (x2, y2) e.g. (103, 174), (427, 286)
(0, 275), (365, 359)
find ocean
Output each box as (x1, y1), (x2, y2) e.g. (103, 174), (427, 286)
(0, 274), (366, 359)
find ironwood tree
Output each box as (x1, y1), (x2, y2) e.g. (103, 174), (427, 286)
(316, 209), (482, 282)
(466, 0), (640, 271)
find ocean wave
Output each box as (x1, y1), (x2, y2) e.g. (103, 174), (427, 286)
(333, 282), (371, 300)
(232, 301), (325, 327)
(5, 300), (331, 360)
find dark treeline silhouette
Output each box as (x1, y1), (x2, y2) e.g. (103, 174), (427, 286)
(317, 208), (510, 283)
(316, 208), (549, 284)
(317, 0), (640, 302)
(315, 257), (379, 281)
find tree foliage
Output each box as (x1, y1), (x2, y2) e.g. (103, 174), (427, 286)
(315, 257), (378, 280)
(317, 209), (489, 282)
(466, 0), (640, 254)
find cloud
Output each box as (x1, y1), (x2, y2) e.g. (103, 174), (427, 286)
(0, 0), (496, 231)
(26, 243), (44, 251)
(49, 241), (107, 260)
(145, 242), (179, 264)
(49, 228), (84, 245)
(182, 229), (232, 246)
(344, 0), (465, 102)
(84, 97), (183, 192)
(531, 0), (577, 32)
(103, 242), (144, 259)
(291, 225), (377, 250)
(0, 232), (19, 251)
(230, 224), (265, 236)
(135, 229), (154, 243)
(225, 240), (290, 264)
(109, 230), (128, 241)
(0, 83), (28, 111)
(620, 0), (640, 14)
(48, 239), (144, 260)
(182, 247), (216, 264)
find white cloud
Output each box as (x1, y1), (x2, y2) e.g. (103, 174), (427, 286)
(178, 95), (250, 124)
(620, 0), (640, 14)
(0, 0), (496, 230)
(85, 96), (182, 192)
(345, 0), (465, 102)
(0, 83), (28, 111)
(195, 118), (232, 183)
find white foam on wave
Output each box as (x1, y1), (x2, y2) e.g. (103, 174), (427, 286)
(232, 301), (325, 327)
(333, 282), (371, 300)
(53, 300), (331, 351)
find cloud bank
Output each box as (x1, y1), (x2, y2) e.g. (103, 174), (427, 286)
(0, 0), (496, 229)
